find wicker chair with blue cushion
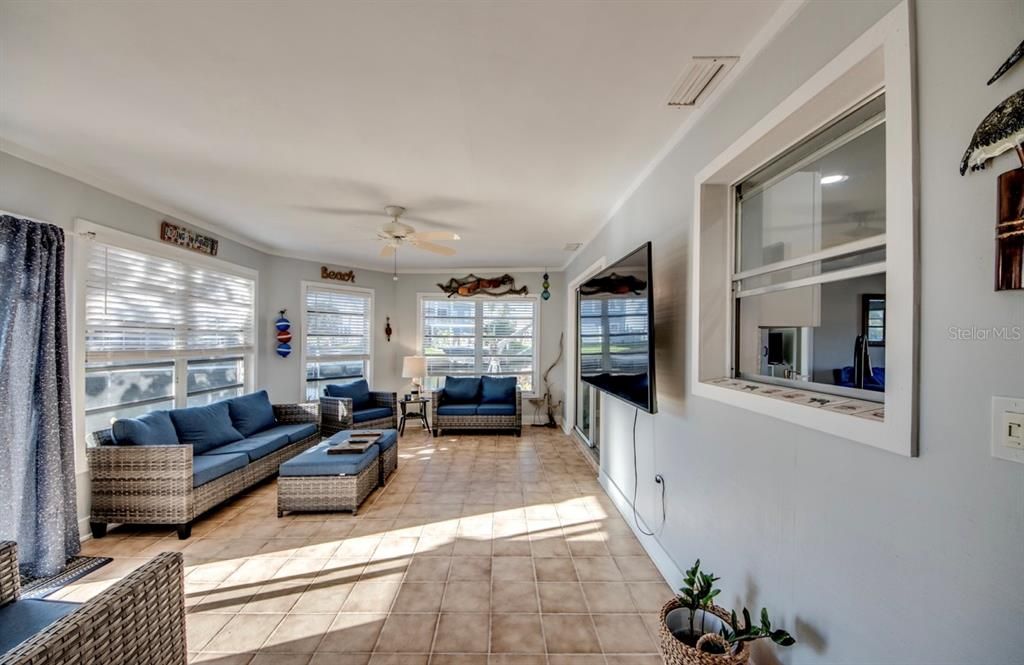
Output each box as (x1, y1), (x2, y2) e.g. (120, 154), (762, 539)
(319, 379), (398, 437)
(0, 541), (186, 665)
(432, 376), (522, 437)
(88, 391), (319, 539)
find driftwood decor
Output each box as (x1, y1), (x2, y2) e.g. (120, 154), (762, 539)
(437, 273), (528, 298)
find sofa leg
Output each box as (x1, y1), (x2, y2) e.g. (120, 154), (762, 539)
(89, 522), (107, 539)
(176, 523), (192, 540)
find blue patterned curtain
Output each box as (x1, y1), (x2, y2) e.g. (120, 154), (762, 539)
(0, 215), (80, 577)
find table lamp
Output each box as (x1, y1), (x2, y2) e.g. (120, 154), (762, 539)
(402, 355), (427, 397)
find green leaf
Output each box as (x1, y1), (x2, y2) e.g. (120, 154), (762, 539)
(760, 608), (771, 631)
(771, 630), (796, 647)
(742, 608), (752, 631)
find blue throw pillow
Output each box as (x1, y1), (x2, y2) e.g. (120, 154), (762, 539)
(111, 410), (179, 445)
(443, 376), (481, 403)
(169, 401), (244, 455)
(227, 390), (277, 437)
(325, 379), (371, 410)
(481, 376), (517, 404)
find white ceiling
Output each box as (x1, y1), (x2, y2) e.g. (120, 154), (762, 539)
(0, 0), (783, 271)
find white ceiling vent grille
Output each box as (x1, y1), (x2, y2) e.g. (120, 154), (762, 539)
(563, 242), (582, 252)
(667, 56), (739, 107)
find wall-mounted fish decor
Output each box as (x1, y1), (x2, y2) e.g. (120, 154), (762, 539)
(437, 274), (528, 298)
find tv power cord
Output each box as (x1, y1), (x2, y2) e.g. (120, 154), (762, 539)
(631, 407), (666, 537)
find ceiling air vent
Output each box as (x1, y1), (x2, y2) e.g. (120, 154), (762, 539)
(564, 242), (582, 252)
(667, 56), (738, 107)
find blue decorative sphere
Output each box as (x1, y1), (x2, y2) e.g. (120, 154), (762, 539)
(276, 343), (292, 358)
(541, 291), (551, 300)
(275, 317), (290, 332)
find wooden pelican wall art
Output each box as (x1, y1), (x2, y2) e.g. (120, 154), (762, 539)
(961, 38), (1024, 291)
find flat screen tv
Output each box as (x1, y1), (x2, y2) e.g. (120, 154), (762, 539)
(578, 242), (656, 413)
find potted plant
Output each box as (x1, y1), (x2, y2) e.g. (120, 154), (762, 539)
(659, 560), (796, 665)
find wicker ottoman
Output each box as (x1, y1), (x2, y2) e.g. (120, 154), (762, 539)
(327, 429), (399, 484)
(277, 442), (380, 516)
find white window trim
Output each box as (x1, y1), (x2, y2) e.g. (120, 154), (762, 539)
(416, 292), (542, 398)
(300, 280), (375, 399)
(72, 218), (259, 458)
(688, 1), (918, 457)
(562, 257), (607, 435)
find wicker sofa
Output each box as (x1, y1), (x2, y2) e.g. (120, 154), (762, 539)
(320, 379), (398, 437)
(0, 542), (186, 665)
(89, 392), (320, 539)
(431, 376), (522, 437)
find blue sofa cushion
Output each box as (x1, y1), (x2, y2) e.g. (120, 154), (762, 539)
(328, 429), (398, 453)
(476, 403), (516, 416)
(325, 379), (371, 410)
(192, 452), (249, 488)
(443, 376), (480, 403)
(111, 410), (179, 446)
(0, 599), (81, 654)
(169, 401), (244, 455)
(259, 422), (319, 443)
(437, 404), (478, 416)
(354, 407), (393, 423)
(227, 391), (277, 437)
(481, 376), (516, 404)
(206, 431), (290, 462)
(280, 442), (379, 477)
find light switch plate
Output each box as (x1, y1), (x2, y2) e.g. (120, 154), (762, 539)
(992, 396), (1024, 464)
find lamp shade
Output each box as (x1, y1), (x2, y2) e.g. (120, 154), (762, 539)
(402, 355), (427, 378)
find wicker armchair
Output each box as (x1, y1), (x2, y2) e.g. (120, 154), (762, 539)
(320, 391), (398, 437)
(432, 388), (522, 437)
(88, 402), (320, 539)
(0, 542), (187, 665)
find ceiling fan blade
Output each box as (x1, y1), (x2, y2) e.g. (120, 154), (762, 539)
(410, 239), (457, 256)
(380, 244), (396, 258)
(412, 230), (461, 242)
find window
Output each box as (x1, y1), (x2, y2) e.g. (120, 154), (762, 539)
(303, 284), (372, 401)
(862, 294), (885, 345)
(690, 1), (917, 456)
(419, 296), (538, 393)
(732, 94), (886, 400)
(82, 237), (255, 440)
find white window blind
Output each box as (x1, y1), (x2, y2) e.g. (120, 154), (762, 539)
(84, 242), (255, 362)
(420, 297), (537, 392)
(304, 287), (371, 362)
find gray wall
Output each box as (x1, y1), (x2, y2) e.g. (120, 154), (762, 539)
(562, 1), (1024, 663)
(1, 151), (566, 528)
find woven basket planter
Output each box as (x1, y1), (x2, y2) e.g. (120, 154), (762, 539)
(659, 598), (751, 665)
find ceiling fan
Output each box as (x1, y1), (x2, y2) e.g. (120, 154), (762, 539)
(377, 205), (460, 258)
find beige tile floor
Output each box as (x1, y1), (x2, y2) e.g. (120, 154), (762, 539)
(65, 427), (673, 665)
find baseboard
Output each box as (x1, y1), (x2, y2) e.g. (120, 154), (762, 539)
(599, 468), (683, 587)
(78, 516), (92, 542)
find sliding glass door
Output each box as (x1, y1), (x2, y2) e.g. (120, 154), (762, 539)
(574, 288), (600, 454)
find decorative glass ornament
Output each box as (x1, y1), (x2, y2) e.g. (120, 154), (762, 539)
(541, 272), (551, 301)
(276, 309), (292, 358)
